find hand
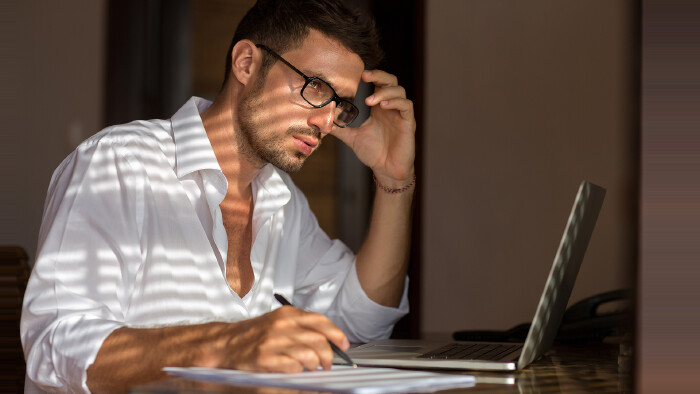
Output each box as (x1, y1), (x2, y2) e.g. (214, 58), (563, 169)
(332, 70), (416, 187)
(197, 306), (350, 373)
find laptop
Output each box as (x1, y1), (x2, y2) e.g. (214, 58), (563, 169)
(340, 180), (606, 371)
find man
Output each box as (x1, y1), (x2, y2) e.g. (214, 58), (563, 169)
(21, 0), (415, 392)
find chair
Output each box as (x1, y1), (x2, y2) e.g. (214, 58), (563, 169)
(0, 246), (30, 392)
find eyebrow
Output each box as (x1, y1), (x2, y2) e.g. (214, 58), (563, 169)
(310, 71), (356, 102)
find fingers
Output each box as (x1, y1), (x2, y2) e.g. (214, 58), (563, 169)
(278, 331), (333, 371)
(273, 306), (349, 351)
(362, 69), (398, 87)
(254, 334), (326, 372)
(330, 124), (355, 148)
(268, 310), (338, 370)
(362, 70), (413, 121)
(366, 85), (406, 106)
(236, 307), (347, 372)
(376, 97), (415, 121)
(253, 352), (305, 373)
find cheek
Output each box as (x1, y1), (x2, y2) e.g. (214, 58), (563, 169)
(260, 90), (310, 130)
(252, 67), (312, 131)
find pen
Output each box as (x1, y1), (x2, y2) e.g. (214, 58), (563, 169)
(273, 293), (357, 368)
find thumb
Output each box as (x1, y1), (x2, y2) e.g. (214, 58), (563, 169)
(330, 126), (356, 149)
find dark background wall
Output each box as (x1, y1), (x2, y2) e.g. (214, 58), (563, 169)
(2, 0), (106, 261)
(422, 0), (638, 334)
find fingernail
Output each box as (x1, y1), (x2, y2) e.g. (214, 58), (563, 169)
(342, 337), (350, 349)
(367, 95), (375, 103)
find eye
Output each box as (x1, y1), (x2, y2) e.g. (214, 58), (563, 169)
(307, 80), (321, 91)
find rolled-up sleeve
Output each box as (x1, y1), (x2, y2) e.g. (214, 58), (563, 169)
(330, 264), (409, 343)
(21, 136), (145, 393)
(289, 185), (409, 343)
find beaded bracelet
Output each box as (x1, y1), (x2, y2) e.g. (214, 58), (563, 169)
(373, 174), (417, 194)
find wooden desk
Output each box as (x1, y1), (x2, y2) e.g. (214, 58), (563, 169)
(130, 343), (631, 393)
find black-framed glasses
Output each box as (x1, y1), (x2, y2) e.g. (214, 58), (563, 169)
(256, 44), (359, 128)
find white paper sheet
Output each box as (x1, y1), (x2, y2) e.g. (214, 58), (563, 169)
(164, 365), (475, 393)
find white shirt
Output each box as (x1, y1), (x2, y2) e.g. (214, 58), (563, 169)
(21, 97), (409, 393)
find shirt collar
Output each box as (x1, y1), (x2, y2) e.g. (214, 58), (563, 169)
(252, 164), (292, 226)
(171, 97), (222, 179)
(172, 97), (292, 219)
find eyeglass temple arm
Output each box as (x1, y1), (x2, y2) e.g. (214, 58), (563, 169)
(255, 44), (309, 80)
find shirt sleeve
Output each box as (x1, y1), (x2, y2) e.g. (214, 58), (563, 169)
(21, 136), (146, 393)
(289, 186), (409, 343)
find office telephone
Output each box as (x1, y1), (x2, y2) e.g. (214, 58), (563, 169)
(453, 289), (632, 343)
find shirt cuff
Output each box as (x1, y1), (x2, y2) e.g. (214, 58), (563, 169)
(74, 319), (125, 393)
(25, 317), (124, 393)
(332, 264), (409, 344)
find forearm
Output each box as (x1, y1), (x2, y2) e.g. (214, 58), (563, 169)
(85, 307), (350, 392)
(355, 172), (415, 307)
(86, 322), (227, 393)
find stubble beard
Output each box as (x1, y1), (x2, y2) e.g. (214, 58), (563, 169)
(236, 76), (322, 173)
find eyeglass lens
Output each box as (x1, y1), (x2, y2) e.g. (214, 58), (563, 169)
(301, 78), (358, 127)
(256, 44), (359, 127)
(335, 101), (358, 125)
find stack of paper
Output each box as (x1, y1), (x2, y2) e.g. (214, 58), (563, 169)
(164, 365), (475, 393)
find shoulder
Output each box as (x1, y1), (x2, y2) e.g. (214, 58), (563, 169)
(73, 118), (176, 166)
(84, 119), (172, 151)
(51, 118), (177, 186)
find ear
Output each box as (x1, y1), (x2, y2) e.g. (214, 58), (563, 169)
(229, 39), (262, 86)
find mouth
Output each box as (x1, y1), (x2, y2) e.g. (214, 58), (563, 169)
(292, 134), (319, 156)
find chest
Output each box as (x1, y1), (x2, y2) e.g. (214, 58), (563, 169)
(220, 195), (254, 297)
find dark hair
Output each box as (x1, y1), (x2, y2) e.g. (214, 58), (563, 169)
(222, 0), (383, 87)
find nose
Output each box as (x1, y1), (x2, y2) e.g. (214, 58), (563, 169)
(307, 102), (335, 136)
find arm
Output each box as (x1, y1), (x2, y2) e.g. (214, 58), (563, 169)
(355, 177), (414, 307)
(22, 138), (350, 392)
(332, 70), (417, 308)
(287, 181), (407, 343)
(86, 306), (349, 392)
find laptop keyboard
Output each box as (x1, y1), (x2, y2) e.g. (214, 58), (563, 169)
(417, 343), (523, 361)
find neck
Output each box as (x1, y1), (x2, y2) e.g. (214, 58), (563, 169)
(201, 86), (262, 198)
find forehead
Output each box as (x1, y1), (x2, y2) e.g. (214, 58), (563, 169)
(280, 30), (365, 97)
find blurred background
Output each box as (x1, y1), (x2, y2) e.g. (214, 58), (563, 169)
(2, 0), (699, 392)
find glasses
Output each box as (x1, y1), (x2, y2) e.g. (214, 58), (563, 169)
(256, 44), (359, 128)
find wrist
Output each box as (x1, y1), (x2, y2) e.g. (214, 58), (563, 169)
(373, 172), (416, 194)
(372, 167), (415, 187)
(189, 321), (232, 368)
